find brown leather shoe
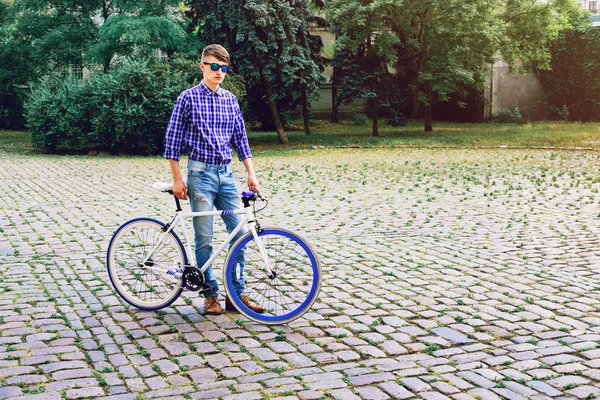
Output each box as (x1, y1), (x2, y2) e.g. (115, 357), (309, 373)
(204, 296), (222, 315)
(226, 295), (265, 314)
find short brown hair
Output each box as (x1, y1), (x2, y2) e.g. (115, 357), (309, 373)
(202, 44), (230, 64)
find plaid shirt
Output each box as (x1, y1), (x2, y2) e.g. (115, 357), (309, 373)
(164, 81), (252, 164)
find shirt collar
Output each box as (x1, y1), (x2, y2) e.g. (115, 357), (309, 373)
(199, 81), (224, 96)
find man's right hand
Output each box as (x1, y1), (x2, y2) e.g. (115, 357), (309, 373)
(173, 179), (187, 200)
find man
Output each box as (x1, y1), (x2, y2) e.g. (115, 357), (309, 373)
(164, 44), (264, 315)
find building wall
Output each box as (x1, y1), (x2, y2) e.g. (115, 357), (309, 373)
(578, 0), (599, 14)
(486, 59), (546, 119)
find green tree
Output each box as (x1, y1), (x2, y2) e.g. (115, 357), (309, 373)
(328, 0), (579, 132)
(9, 0), (196, 75)
(0, 2), (27, 128)
(327, 1), (399, 136)
(538, 17), (600, 121)
(189, 0), (323, 144)
(87, 15), (197, 72)
(2, 0), (199, 128)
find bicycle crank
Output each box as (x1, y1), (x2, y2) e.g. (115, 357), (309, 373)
(182, 267), (211, 292)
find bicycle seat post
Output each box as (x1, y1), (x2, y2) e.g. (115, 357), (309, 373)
(167, 190), (182, 212)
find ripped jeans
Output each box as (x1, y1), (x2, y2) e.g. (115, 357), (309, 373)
(187, 160), (247, 298)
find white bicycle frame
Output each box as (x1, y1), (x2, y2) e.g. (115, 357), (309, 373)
(142, 205), (274, 277)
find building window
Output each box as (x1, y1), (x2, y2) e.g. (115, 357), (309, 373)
(590, 1), (598, 12)
(153, 48), (169, 61)
(62, 64), (83, 80)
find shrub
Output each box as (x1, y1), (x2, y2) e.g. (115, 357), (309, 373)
(551, 104), (570, 121)
(386, 108), (408, 127)
(26, 74), (92, 152)
(349, 111), (368, 126)
(495, 107), (524, 124)
(86, 60), (188, 155)
(25, 58), (248, 155)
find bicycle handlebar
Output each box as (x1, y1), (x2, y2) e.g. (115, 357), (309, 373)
(241, 191), (265, 208)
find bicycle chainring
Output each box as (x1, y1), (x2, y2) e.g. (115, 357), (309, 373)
(181, 267), (208, 292)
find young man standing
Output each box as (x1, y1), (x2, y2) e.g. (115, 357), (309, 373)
(163, 44), (264, 315)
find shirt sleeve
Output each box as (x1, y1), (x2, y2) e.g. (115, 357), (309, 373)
(163, 91), (189, 161)
(230, 98), (252, 161)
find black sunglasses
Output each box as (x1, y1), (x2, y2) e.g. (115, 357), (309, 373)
(202, 62), (230, 73)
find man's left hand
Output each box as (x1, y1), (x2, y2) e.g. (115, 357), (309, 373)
(248, 175), (260, 193)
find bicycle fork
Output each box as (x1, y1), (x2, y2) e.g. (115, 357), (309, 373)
(247, 210), (276, 279)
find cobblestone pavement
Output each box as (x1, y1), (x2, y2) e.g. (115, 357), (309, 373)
(0, 147), (599, 400)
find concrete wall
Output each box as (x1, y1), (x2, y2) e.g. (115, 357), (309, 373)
(311, 83), (366, 120)
(488, 59), (546, 118)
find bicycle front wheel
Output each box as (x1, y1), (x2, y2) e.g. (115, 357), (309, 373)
(223, 227), (321, 324)
(107, 218), (187, 310)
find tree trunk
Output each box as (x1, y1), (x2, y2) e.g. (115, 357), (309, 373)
(331, 80), (339, 123)
(424, 82), (433, 132)
(371, 99), (379, 136)
(420, 12), (433, 132)
(302, 87), (310, 135)
(103, 57), (111, 73)
(261, 73), (288, 144)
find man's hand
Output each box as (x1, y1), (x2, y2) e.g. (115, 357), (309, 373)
(169, 159), (187, 200)
(243, 158), (260, 193)
(173, 179), (187, 200)
(248, 174), (260, 193)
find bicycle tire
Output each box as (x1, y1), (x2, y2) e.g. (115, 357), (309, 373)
(223, 227), (321, 324)
(107, 218), (187, 310)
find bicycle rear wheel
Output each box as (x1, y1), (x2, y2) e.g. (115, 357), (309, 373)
(107, 218), (186, 310)
(223, 227), (321, 324)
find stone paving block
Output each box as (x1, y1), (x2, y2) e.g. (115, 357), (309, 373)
(468, 388), (503, 400)
(355, 386), (391, 400)
(399, 377), (432, 393)
(545, 376), (590, 389)
(565, 385), (600, 399)
(420, 391), (453, 400)
(65, 387), (106, 399)
(491, 388), (527, 400)
(456, 371), (495, 389)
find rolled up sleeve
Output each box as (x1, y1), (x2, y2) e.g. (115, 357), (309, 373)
(164, 91), (189, 161)
(230, 99), (252, 161)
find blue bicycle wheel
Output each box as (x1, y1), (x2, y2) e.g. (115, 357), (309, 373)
(223, 227), (321, 324)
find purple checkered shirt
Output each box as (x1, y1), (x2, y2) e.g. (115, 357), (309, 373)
(164, 81), (252, 164)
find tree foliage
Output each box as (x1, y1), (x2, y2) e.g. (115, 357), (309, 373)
(327, 0), (399, 136)
(329, 0), (580, 132)
(188, 0), (323, 143)
(538, 19), (600, 121)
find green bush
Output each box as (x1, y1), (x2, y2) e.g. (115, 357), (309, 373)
(349, 111), (368, 126)
(495, 107), (524, 124)
(26, 74), (92, 152)
(86, 60), (188, 155)
(25, 58), (248, 155)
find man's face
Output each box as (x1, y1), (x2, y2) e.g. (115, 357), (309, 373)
(200, 55), (229, 87)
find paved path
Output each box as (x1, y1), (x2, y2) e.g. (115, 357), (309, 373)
(0, 148), (599, 400)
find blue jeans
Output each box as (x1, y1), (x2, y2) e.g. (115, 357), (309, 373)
(187, 160), (247, 298)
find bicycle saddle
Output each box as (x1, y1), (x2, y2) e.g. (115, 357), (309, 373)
(152, 182), (173, 192)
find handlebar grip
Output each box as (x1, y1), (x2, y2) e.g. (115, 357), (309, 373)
(242, 191), (256, 197)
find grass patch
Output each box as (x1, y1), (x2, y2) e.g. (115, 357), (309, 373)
(0, 130), (32, 153)
(248, 120), (600, 154)
(3, 121), (600, 156)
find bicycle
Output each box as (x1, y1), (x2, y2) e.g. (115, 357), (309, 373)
(106, 182), (322, 325)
